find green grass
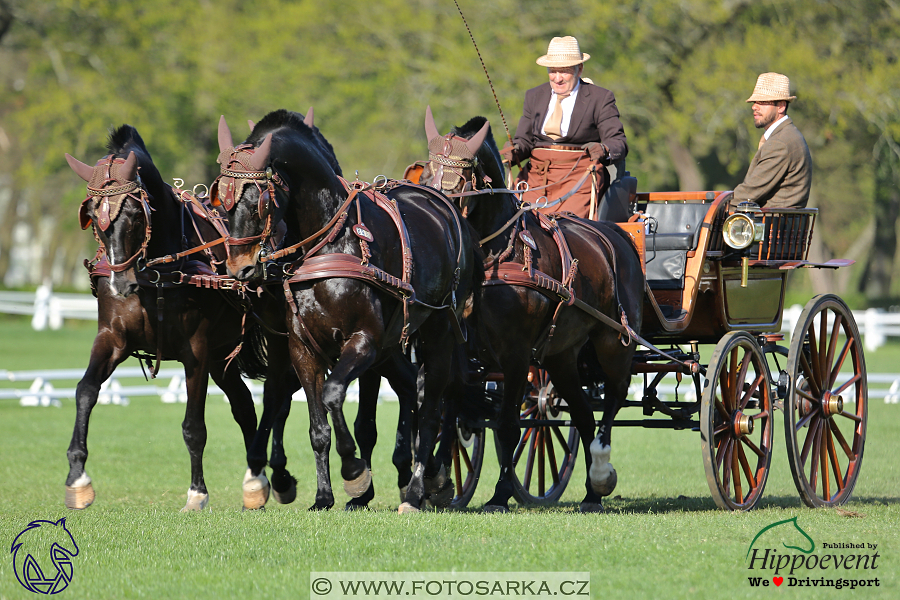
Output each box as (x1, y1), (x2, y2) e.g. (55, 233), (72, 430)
(1, 318), (898, 599)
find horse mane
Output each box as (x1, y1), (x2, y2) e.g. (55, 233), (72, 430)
(451, 116), (505, 188)
(105, 125), (166, 191)
(248, 109), (343, 177)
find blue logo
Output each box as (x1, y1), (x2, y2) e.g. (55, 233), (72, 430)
(11, 518), (79, 594)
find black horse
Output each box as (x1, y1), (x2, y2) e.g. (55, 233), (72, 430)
(64, 125), (295, 511)
(236, 110), (418, 509)
(219, 109), (481, 512)
(420, 108), (644, 512)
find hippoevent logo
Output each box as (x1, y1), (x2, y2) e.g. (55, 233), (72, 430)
(10, 518), (80, 594)
(745, 516), (881, 590)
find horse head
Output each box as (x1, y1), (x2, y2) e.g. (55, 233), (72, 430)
(420, 106), (495, 214)
(66, 146), (149, 297)
(216, 109), (341, 281)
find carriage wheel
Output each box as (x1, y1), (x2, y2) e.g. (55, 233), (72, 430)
(496, 368), (580, 504)
(446, 420), (485, 509)
(700, 331), (774, 511)
(785, 295), (867, 508)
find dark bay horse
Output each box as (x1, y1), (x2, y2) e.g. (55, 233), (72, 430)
(420, 108), (644, 512)
(64, 125), (294, 511)
(218, 109), (481, 512)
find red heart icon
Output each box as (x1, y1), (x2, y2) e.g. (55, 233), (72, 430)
(773, 577), (783, 586)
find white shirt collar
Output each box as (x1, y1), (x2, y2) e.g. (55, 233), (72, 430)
(552, 80), (581, 101)
(764, 115), (789, 140)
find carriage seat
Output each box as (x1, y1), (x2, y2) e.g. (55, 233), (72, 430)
(639, 202), (712, 290)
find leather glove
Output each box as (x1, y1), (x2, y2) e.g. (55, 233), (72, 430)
(500, 141), (522, 165)
(582, 142), (607, 162)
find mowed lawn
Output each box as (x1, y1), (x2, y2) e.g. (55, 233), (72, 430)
(0, 317), (897, 599)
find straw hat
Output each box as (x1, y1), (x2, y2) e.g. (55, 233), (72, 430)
(746, 72), (797, 103)
(536, 36), (590, 67)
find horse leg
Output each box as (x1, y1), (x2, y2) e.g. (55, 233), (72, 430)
(320, 335), (377, 502)
(66, 328), (129, 509)
(585, 336), (634, 508)
(542, 346), (607, 513)
(269, 368), (300, 504)
(483, 354), (531, 513)
(346, 369), (381, 510)
(379, 350), (417, 501)
(181, 353), (213, 511)
(399, 328), (455, 513)
(207, 358), (257, 511)
(288, 335), (333, 510)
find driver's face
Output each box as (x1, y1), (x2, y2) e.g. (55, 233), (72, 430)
(548, 65), (582, 96)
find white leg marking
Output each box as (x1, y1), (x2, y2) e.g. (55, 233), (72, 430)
(589, 438), (617, 496)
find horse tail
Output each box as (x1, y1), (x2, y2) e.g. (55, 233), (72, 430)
(234, 318), (269, 381)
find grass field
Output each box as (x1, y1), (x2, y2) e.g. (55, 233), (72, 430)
(0, 316), (898, 599)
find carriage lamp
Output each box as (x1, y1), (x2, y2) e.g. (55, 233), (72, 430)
(722, 202), (764, 250)
(723, 202), (764, 287)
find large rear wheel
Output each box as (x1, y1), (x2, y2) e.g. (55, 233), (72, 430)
(785, 294), (867, 507)
(497, 368), (580, 505)
(447, 420), (485, 509)
(701, 331), (774, 510)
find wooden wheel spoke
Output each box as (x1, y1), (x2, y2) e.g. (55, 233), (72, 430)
(545, 430), (560, 486)
(807, 324), (824, 392)
(713, 422), (730, 436)
(551, 426), (570, 454)
(460, 441), (474, 473)
(742, 435), (766, 459)
(808, 420), (823, 491)
(722, 440), (734, 496)
(837, 408), (862, 424)
(833, 372), (862, 397)
(740, 373), (764, 409)
(736, 350), (752, 396)
(826, 427), (844, 492)
(796, 386), (819, 405)
(736, 442), (757, 490)
(800, 417), (821, 465)
(537, 429), (546, 497)
(522, 427), (539, 489)
(799, 352), (823, 398)
(513, 428), (533, 464)
(715, 435), (731, 470)
(452, 442), (464, 497)
(828, 337), (854, 389)
(715, 398), (730, 422)
(818, 309), (829, 378)
(829, 418), (855, 461)
(819, 428), (831, 501)
(731, 443), (743, 503)
(825, 313), (843, 380)
(750, 410), (770, 421)
(719, 364), (732, 411)
(521, 403), (539, 418)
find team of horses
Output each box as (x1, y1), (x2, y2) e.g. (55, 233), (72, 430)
(64, 106), (644, 513)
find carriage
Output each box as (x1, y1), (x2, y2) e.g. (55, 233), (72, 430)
(423, 145), (867, 512)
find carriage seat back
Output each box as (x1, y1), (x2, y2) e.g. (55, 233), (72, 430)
(639, 202), (712, 290)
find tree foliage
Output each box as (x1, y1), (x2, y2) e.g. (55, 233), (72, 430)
(0, 0), (898, 301)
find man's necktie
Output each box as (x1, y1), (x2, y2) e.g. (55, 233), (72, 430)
(758, 134), (766, 150)
(545, 94), (568, 140)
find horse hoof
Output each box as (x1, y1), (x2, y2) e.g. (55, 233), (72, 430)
(590, 468), (618, 497)
(65, 479), (95, 510)
(482, 504), (509, 514)
(242, 468), (270, 510)
(579, 502), (604, 514)
(425, 482), (454, 509)
(272, 479), (297, 505)
(181, 489), (209, 512)
(345, 501), (370, 511)
(398, 502), (420, 514)
(343, 469), (372, 499)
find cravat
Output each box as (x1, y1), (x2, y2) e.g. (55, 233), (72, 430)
(545, 94), (568, 140)
(758, 134), (766, 150)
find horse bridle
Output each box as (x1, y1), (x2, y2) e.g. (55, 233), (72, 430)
(215, 144), (289, 258)
(80, 156), (153, 273)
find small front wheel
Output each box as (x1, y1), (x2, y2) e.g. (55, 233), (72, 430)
(700, 331), (774, 510)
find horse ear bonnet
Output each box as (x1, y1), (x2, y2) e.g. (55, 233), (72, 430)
(427, 135), (476, 190)
(214, 146), (261, 211)
(83, 156), (138, 231)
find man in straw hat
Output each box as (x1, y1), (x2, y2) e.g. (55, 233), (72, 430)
(731, 72), (811, 209)
(501, 36), (631, 220)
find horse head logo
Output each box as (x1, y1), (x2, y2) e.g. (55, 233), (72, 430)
(10, 518), (79, 594)
(746, 516), (815, 560)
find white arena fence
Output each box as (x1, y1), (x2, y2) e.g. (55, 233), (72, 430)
(4, 287), (900, 351)
(1, 288), (899, 407)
